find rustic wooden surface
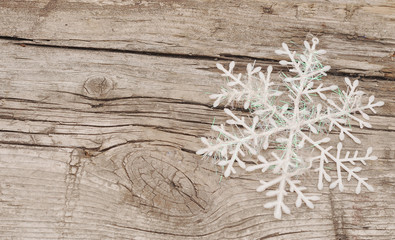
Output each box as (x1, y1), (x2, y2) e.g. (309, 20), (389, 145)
(0, 0), (394, 239)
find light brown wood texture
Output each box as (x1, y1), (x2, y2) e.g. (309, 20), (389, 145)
(0, 0), (394, 239)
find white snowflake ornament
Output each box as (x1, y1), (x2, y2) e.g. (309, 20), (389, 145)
(197, 37), (384, 219)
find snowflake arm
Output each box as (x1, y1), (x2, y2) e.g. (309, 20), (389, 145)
(210, 62), (281, 109)
(299, 131), (377, 193)
(197, 108), (288, 177)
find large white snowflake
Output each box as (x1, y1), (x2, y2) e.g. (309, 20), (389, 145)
(197, 37), (384, 219)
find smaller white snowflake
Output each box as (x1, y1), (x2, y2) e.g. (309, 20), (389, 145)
(197, 37), (384, 219)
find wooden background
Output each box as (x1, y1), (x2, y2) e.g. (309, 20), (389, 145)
(0, 0), (394, 239)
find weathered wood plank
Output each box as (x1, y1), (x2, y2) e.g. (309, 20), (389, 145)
(0, 0), (394, 239)
(0, 37), (394, 239)
(0, 0), (394, 79)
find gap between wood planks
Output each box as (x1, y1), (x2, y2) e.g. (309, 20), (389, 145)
(0, 35), (393, 82)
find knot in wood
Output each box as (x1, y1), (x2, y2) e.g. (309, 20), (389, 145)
(83, 76), (114, 97)
(121, 149), (207, 215)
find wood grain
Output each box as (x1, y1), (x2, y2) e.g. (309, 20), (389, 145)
(0, 0), (394, 239)
(0, 0), (394, 79)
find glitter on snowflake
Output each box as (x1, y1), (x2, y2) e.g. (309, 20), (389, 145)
(197, 37), (384, 219)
